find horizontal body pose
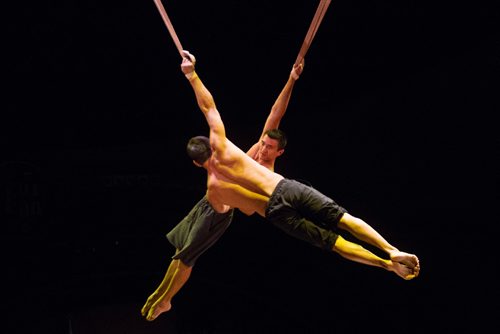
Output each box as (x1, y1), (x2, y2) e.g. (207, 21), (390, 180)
(141, 57), (304, 321)
(181, 50), (420, 281)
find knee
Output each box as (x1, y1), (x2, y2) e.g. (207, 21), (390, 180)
(338, 213), (365, 231)
(337, 212), (354, 230)
(178, 260), (193, 272)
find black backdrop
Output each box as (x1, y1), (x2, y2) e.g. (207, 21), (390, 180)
(3, 1), (498, 333)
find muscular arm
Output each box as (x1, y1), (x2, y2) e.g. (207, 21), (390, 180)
(181, 52), (227, 154)
(247, 61), (304, 156)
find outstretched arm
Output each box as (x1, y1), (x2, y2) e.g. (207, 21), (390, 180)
(264, 60), (304, 133)
(247, 60), (304, 156)
(181, 51), (226, 152)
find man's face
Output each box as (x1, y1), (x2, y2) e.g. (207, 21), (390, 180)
(258, 135), (283, 161)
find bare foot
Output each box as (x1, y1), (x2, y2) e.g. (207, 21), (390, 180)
(141, 292), (159, 318)
(391, 261), (417, 280)
(145, 299), (172, 321)
(141, 291), (173, 321)
(389, 251), (420, 278)
(390, 251), (419, 269)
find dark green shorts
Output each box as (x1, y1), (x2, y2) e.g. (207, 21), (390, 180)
(167, 196), (234, 267)
(265, 179), (347, 251)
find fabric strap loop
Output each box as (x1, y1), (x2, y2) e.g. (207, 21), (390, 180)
(153, 0), (184, 57)
(295, 0), (332, 66)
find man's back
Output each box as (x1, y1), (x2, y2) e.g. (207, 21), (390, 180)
(206, 137), (283, 216)
(209, 138), (284, 196)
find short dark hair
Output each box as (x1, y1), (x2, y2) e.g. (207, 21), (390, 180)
(264, 129), (287, 150)
(187, 136), (212, 165)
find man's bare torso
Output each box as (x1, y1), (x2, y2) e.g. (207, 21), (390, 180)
(206, 138), (284, 215)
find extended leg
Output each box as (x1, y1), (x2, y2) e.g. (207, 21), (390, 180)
(141, 257), (193, 320)
(337, 213), (419, 273)
(332, 235), (418, 280)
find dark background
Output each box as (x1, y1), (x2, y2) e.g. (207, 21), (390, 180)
(3, 0), (499, 333)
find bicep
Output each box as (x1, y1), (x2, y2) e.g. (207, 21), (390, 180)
(261, 113), (281, 135)
(246, 142), (260, 157)
(206, 107), (227, 152)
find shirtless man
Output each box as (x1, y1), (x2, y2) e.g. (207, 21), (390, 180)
(141, 56), (304, 321)
(181, 50), (420, 280)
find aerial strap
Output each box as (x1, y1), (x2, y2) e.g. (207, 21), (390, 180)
(295, 0), (332, 66)
(153, 0), (184, 57)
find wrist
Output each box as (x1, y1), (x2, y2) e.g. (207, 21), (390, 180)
(185, 71), (198, 81)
